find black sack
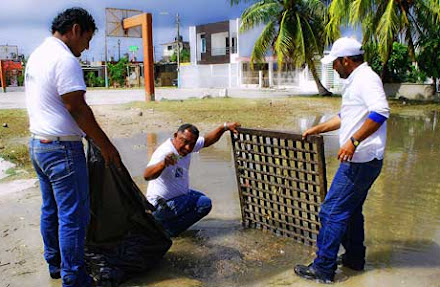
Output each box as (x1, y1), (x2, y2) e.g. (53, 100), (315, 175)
(85, 139), (172, 286)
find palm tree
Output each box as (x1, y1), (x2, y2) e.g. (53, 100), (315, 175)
(325, 0), (440, 80)
(232, 0), (332, 96)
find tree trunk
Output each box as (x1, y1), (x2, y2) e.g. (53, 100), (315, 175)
(381, 42), (393, 82)
(436, 78), (439, 93)
(407, 37), (417, 63)
(307, 58), (332, 96)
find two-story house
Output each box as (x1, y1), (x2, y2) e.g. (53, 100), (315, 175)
(180, 19), (342, 93)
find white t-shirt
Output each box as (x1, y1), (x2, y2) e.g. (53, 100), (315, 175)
(146, 137), (205, 206)
(339, 63), (390, 163)
(25, 37), (86, 137)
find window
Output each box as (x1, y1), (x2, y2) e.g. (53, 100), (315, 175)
(231, 37), (237, 53)
(200, 34), (206, 53)
(211, 32), (228, 56)
(167, 45), (173, 51)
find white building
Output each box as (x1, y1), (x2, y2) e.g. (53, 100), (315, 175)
(160, 37), (190, 63)
(180, 18), (342, 94)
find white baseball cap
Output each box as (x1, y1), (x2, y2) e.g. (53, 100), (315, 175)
(321, 37), (364, 64)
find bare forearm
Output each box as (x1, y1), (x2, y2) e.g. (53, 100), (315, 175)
(144, 153), (177, 180)
(337, 118), (384, 162)
(352, 118), (382, 141)
(204, 122), (240, 147)
(143, 162), (166, 180)
(308, 116), (341, 134)
(203, 124), (225, 147)
(70, 105), (113, 149)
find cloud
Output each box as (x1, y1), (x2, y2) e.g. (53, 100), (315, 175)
(1, 0), (248, 59)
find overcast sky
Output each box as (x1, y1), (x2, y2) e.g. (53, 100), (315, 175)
(0, 0), (249, 61)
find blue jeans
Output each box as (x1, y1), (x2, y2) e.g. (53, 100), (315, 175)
(29, 139), (91, 287)
(153, 190), (212, 237)
(313, 159), (383, 278)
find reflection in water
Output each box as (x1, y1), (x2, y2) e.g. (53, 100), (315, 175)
(114, 112), (440, 287)
(146, 132), (158, 159)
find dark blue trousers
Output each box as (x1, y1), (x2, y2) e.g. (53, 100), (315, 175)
(313, 159), (383, 278)
(153, 190), (212, 237)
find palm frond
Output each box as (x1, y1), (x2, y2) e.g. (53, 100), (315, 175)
(250, 21), (277, 67)
(274, 10), (294, 66)
(426, 0), (440, 22)
(302, 0), (327, 19)
(291, 13), (306, 65)
(349, 0), (371, 24)
(240, 1), (280, 32)
(301, 15), (321, 56)
(360, 14), (376, 44)
(325, 0), (349, 44)
(376, 0), (399, 62)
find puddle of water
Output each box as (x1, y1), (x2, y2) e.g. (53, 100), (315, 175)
(112, 112), (440, 287)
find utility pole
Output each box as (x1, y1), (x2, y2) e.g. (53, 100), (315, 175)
(176, 13), (180, 88)
(117, 39), (121, 60)
(104, 34), (109, 88)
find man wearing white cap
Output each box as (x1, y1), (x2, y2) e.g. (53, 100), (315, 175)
(294, 37), (390, 283)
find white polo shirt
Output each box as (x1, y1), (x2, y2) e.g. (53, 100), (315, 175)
(340, 63), (390, 163)
(146, 137), (205, 206)
(25, 37), (86, 137)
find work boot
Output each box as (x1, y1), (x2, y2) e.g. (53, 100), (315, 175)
(337, 254), (364, 271)
(294, 263), (334, 284)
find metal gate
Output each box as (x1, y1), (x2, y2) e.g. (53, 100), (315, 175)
(231, 128), (327, 246)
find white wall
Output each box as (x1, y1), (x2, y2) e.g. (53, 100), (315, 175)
(162, 46), (174, 57)
(211, 32), (229, 56)
(189, 26), (197, 65)
(180, 63), (239, 88)
(237, 23), (265, 58)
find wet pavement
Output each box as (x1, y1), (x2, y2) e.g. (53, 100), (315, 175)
(109, 111), (440, 287)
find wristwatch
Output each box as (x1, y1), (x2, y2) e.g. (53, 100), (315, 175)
(350, 136), (360, 149)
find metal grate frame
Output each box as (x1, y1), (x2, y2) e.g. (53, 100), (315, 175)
(231, 127), (327, 246)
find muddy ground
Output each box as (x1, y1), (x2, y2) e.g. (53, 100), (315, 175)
(1, 98), (440, 287)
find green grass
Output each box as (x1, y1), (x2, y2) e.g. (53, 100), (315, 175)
(5, 167), (16, 176)
(0, 109), (30, 167)
(127, 97), (341, 129)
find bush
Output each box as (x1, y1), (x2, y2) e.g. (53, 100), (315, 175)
(364, 42), (425, 83)
(108, 57), (129, 87)
(17, 73), (24, 86)
(387, 43), (412, 83)
(86, 72), (105, 87)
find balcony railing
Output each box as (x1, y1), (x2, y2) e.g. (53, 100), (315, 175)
(210, 46), (237, 56)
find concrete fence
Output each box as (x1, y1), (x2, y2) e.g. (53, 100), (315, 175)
(384, 83), (438, 101)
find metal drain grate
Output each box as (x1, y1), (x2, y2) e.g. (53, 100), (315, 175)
(231, 127), (327, 246)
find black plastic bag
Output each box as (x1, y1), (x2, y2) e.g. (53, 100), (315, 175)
(85, 139), (172, 286)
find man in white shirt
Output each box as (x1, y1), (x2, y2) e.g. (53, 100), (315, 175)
(294, 37), (390, 283)
(144, 122), (240, 237)
(25, 8), (120, 287)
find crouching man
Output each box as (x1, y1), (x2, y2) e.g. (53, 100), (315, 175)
(144, 122), (240, 237)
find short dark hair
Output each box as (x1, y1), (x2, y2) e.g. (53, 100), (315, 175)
(51, 7), (97, 35)
(347, 54), (364, 63)
(177, 124), (199, 138)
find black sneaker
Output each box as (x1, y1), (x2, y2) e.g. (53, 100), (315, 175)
(294, 263), (334, 284)
(50, 271), (61, 279)
(337, 254), (364, 271)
